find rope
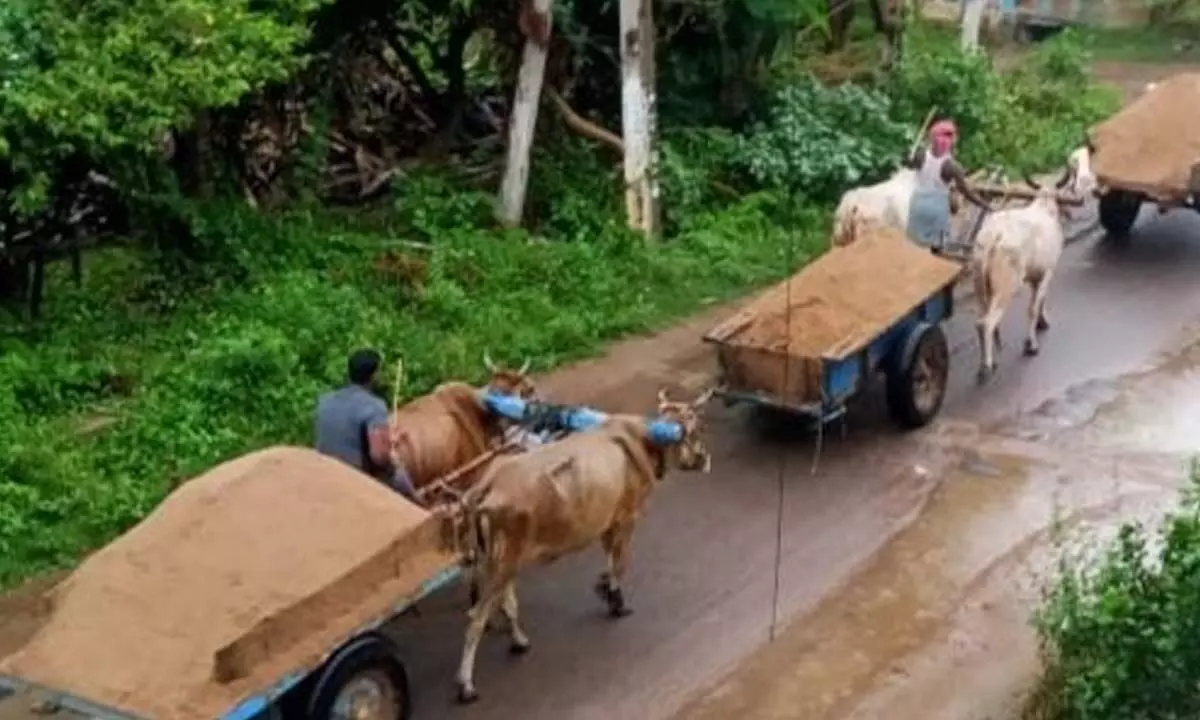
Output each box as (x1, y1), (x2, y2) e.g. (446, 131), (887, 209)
(769, 215), (799, 644)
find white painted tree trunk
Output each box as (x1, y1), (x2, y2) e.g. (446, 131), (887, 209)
(619, 0), (661, 238)
(960, 0), (986, 51)
(496, 0), (556, 228)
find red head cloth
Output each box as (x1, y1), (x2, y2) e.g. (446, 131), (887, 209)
(928, 119), (958, 156)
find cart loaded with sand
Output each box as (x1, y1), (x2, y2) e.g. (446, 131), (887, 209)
(704, 224), (962, 434)
(0, 394), (619, 720)
(1088, 72), (1200, 238)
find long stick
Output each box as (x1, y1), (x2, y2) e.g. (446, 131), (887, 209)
(909, 106), (938, 158)
(390, 358), (405, 414)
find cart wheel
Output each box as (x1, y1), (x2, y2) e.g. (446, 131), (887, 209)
(308, 634), (411, 720)
(1099, 190), (1141, 239)
(887, 323), (949, 429)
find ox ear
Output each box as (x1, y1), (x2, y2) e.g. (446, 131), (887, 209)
(483, 350), (497, 372)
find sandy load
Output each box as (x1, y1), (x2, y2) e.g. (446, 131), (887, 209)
(704, 225), (961, 403)
(1091, 72), (1200, 202)
(0, 447), (455, 720)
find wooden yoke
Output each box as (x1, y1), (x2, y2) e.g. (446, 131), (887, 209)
(973, 184), (1087, 207)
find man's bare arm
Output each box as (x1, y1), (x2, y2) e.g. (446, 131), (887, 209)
(367, 424), (393, 466)
(945, 160), (992, 210)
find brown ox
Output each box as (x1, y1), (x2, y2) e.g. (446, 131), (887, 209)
(448, 388), (713, 704)
(389, 354), (537, 494)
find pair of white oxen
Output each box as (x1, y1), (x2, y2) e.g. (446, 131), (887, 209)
(831, 145), (1097, 381)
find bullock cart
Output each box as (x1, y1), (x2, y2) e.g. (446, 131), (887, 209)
(0, 395), (603, 720)
(704, 225), (962, 430)
(1086, 72), (1200, 238)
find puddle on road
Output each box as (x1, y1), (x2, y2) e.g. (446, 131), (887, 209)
(674, 454), (1037, 720)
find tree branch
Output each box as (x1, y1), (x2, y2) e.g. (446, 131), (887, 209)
(546, 87), (624, 154)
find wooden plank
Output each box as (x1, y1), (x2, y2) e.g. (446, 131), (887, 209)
(496, 0), (556, 228)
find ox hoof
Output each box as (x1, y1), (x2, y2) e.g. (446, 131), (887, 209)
(456, 684), (480, 705)
(1023, 341), (1040, 357)
(976, 368), (993, 385)
(509, 640), (531, 656)
(1036, 317), (1051, 333)
(609, 604), (634, 619)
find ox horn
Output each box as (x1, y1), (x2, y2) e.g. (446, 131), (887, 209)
(657, 388), (671, 406)
(482, 350), (497, 372)
(1024, 174), (1043, 191)
(1084, 130), (1096, 153)
(518, 357), (532, 375)
(692, 387), (716, 408)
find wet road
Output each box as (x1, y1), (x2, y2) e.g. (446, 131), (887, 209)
(391, 202), (1200, 720)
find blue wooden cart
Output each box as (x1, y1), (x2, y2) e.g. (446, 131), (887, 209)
(0, 395), (683, 720)
(704, 228), (962, 430)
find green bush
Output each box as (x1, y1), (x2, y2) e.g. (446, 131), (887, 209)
(1032, 466), (1200, 719)
(889, 27), (1120, 174)
(736, 75), (910, 201)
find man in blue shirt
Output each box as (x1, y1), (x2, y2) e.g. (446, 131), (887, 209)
(314, 348), (422, 505)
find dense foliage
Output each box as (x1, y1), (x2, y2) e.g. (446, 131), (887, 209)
(0, 9), (1120, 588)
(1031, 468), (1200, 719)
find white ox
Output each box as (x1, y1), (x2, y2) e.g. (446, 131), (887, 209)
(831, 168), (917, 247)
(445, 389), (713, 704)
(971, 177), (1077, 380)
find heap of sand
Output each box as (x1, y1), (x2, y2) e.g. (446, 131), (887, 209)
(704, 226), (961, 402)
(0, 446), (455, 720)
(1091, 72), (1200, 202)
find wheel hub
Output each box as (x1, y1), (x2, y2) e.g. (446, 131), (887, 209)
(331, 671), (398, 720)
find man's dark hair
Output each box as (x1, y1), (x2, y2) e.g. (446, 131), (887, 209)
(348, 348), (382, 386)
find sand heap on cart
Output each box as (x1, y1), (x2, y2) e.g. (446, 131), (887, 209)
(0, 447), (455, 720)
(1091, 72), (1200, 201)
(704, 225), (961, 403)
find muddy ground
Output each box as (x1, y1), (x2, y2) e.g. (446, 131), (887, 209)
(1, 60), (1197, 720)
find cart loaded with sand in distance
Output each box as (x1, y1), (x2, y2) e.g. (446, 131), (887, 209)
(1089, 72), (1200, 239)
(704, 225), (962, 430)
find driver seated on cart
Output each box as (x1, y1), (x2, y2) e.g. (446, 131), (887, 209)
(905, 117), (993, 254)
(314, 348), (424, 507)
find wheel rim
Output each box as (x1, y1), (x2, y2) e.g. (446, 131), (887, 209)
(330, 670), (400, 720)
(911, 334), (949, 417)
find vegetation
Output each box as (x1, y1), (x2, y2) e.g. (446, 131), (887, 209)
(0, 0), (1119, 588)
(1030, 466), (1200, 720)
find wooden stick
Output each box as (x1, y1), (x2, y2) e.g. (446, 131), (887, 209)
(418, 441), (522, 502)
(390, 359), (405, 414)
(909, 106), (938, 158)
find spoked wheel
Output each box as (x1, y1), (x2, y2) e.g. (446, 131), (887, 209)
(1099, 190), (1142, 239)
(308, 635), (411, 720)
(887, 323), (950, 429)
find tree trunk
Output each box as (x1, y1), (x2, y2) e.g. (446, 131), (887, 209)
(496, 0), (556, 228)
(961, 0), (986, 51)
(619, 0), (660, 238)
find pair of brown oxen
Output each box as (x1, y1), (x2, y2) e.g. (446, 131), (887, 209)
(387, 354), (714, 704)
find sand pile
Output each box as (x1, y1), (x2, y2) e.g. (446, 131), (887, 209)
(1091, 72), (1200, 200)
(705, 226), (961, 402)
(0, 447), (455, 720)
